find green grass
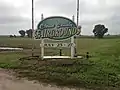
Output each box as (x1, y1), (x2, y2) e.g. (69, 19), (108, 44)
(0, 37), (120, 90)
(0, 52), (25, 69)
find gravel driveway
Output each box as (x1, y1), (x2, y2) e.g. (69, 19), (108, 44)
(0, 69), (86, 90)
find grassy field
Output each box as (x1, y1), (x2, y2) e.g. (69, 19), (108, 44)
(0, 36), (120, 90)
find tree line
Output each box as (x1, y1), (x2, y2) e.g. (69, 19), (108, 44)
(19, 29), (33, 38)
(19, 24), (108, 39)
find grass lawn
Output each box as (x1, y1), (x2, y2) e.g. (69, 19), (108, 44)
(0, 36), (120, 90)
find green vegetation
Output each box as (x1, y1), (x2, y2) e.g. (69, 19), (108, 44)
(0, 52), (25, 69)
(0, 36), (120, 90)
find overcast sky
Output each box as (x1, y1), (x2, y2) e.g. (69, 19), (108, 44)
(0, 0), (120, 35)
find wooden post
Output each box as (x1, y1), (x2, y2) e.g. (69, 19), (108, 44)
(74, 0), (80, 57)
(32, 0), (34, 56)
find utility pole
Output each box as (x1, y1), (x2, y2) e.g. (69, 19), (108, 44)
(41, 13), (44, 59)
(75, 0), (80, 57)
(77, 0), (79, 26)
(32, 0), (35, 56)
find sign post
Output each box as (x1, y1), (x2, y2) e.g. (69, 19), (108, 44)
(71, 15), (75, 58)
(41, 39), (44, 59)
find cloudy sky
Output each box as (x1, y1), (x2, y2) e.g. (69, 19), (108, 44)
(0, 0), (120, 35)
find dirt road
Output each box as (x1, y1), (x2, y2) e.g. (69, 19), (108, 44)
(0, 69), (86, 90)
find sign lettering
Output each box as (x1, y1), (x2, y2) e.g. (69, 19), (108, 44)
(40, 43), (75, 48)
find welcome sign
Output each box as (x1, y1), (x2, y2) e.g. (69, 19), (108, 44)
(35, 16), (79, 59)
(35, 16), (80, 40)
